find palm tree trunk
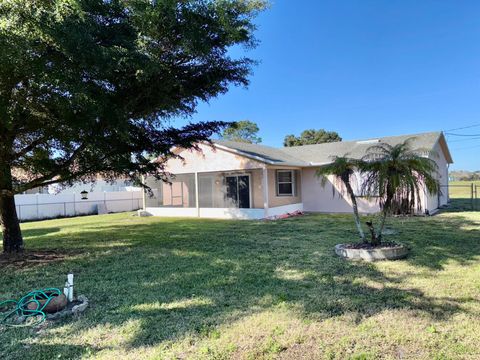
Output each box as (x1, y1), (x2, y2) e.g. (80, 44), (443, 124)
(344, 179), (365, 241)
(375, 192), (393, 245)
(375, 210), (388, 245)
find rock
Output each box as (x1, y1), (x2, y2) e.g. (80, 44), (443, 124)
(72, 295), (89, 315)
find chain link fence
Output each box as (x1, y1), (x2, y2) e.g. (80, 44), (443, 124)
(441, 183), (480, 212)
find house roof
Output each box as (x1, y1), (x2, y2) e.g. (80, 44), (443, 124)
(213, 140), (309, 166)
(214, 131), (453, 167)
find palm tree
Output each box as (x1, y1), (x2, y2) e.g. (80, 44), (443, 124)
(316, 156), (366, 242)
(361, 138), (440, 245)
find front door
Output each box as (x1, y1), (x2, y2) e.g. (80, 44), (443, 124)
(225, 175), (250, 208)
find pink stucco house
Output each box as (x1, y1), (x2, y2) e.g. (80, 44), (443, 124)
(141, 131), (452, 219)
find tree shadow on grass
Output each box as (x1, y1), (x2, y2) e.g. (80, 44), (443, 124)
(389, 213), (480, 270)
(2, 213), (480, 358)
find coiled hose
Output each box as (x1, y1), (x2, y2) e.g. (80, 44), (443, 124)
(0, 288), (62, 327)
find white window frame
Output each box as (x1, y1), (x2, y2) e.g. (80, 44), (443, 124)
(276, 170), (295, 197)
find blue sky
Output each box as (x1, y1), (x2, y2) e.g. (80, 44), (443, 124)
(175, 1), (480, 170)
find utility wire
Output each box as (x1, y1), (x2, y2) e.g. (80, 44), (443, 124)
(451, 144), (480, 151)
(445, 132), (480, 137)
(448, 136), (480, 143)
(445, 123), (480, 132)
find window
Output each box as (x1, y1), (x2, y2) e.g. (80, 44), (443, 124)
(276, 170), (295, 196)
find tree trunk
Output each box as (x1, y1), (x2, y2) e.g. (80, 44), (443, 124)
(374, 210), (388, 245)
(0, 164), (24, 253)
(344, 180), (365, 241)
(0, 193), (23, 253)
(375, 191), (393, 245)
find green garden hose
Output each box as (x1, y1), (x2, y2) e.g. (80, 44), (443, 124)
(0, 288), (62, 327)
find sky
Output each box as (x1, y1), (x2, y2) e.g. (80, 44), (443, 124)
(174, 0), (480, 171)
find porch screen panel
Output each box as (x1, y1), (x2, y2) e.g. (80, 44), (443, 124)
(144, 174), (196, 208)
(199, 176), (214, 208)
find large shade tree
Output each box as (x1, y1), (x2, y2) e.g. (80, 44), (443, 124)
(361, 139), (440, 244)
(220, 120), (261, 143)
(283, 129), (341, 147)
(0, 0), (266, 253)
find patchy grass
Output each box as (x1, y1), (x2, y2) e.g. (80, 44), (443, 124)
(1, 211), (480, 359)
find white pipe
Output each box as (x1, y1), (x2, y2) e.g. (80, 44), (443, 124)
(64, 273), (74, 302)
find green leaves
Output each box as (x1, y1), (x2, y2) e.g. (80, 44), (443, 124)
(283, 129), (342, 147)
(0, 0), (266, 192)
(220, 120), (262, 143)
(361, 138), (440, 215)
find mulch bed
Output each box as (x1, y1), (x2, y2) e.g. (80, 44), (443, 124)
(0, 250), (70, 268)
(342, 242), (404, 250)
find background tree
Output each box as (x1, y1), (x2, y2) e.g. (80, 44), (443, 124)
(316, 157), (365, 242)
(220, 120), (262, 143)
(361, 139), (440, 244)
(283, 129), (342, 147)
(0, 0), (266, 253)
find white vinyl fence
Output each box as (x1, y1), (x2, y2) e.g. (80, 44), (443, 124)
(15, 191), (142, 222)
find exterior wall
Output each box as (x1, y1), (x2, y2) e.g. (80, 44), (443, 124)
(144, 207), (264, 219)
(143, 205), (304, 220)
(301, 168), (381, 214)
(302, 139), (451, 215)
(164, 143), (266, 174)
(268, 169), (302, 207)
(423, 141), (449, 213)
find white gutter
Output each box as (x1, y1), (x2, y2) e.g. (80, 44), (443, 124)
(308, 161), (333, 166)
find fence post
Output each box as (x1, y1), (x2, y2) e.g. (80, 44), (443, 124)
(475, 185), (478, 211)
(471, 183), (475, 211)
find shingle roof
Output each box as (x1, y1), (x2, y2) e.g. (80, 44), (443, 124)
(213, 140), (309, 166)
(214, 131), (452, 167)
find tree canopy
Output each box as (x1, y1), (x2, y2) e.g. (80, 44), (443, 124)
(283, 129), (342, 147)
(220, 120), (262, 143)
(0, 0), (266, 252)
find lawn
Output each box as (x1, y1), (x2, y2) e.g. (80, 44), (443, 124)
(1, 211), (480, 360)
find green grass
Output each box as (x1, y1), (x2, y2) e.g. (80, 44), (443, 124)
(1, 211), (480, 359)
